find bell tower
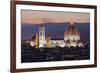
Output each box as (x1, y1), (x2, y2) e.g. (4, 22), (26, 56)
(39, 24), (46, 47)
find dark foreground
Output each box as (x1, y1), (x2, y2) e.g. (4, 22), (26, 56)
(21, 45), (90, 63)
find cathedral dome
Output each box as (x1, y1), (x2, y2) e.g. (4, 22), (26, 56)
(64, 22), (82, 47)
(64, 23), (80, 36)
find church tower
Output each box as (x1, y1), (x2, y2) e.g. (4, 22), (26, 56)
(39, 24), (46, 47)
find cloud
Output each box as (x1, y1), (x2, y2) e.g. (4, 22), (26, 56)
(21, 10), (90, 24)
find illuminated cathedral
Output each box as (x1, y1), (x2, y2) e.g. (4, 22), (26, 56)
(28, 22), (83, 48)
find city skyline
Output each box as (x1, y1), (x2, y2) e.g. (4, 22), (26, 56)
(21, 10), (90, 63)
(21, 22), (90, 42)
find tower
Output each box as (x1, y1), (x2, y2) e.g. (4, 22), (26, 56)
(39, 24), (46, 47)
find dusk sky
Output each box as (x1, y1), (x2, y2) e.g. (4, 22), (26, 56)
(21, 10), (90, 24)
(21, 10), (90, 42)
